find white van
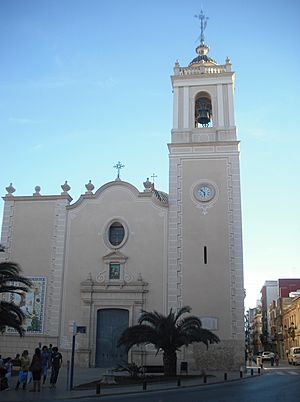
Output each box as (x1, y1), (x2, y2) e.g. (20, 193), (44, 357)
(288, 347), (300, 365)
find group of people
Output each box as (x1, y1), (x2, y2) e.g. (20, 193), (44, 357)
(246, 350), (280, 367)
(0, 344), (62, 392)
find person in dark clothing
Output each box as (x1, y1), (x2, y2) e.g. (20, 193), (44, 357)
(49, 347), (62, 388)
(29, 348), (42, 392)
(41, 346), (49, 385)
(0, 363), (8, 391)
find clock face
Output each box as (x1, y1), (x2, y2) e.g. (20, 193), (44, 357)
(194, 183), (215, 202)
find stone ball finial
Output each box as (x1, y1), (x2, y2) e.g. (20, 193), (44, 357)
(61, 180), (71, 194)
(85, 180), (95, 194)
(6, 183), (15, 196)
(33, 185), (41, 196)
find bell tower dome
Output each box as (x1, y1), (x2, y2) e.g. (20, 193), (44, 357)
(171, 12), (235, 142)
(167, 11), (244, 370)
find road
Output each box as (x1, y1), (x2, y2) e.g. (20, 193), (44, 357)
(2, 365), (299, 402)
(53, 366), (300, 402)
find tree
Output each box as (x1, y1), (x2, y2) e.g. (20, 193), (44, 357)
(118, 306), (220, 376)
(0, 262), (32, 336)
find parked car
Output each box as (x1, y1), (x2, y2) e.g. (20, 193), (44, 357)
(288, 347), (300, 365)
(261, 351), (275, 362)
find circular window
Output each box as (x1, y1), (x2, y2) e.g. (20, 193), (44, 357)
(104, 219), (129, 249)
(109, 222), (125, 246)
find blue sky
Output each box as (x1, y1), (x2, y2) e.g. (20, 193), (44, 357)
(1, 0), (299, 310)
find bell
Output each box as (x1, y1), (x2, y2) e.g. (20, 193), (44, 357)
(197, 108), (211, 125)
(195, 97), (212, 127)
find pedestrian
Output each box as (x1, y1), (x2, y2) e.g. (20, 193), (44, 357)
(41, 346), (49, 385)
(29, 348), (42, 392)
(15, 350), (30, 390)
(49, 347), (62, 388)
(0, 360), (8, 391)
(12, 353), (21, 370)
(270, 355), (275, 366)
(3, 357), (13, 389)
(275, 353), (280, 366)
(248, 351), (253, 366)
(48, 344), (53, 368)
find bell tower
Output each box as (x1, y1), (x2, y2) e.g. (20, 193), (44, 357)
(167, 11), (244, 370)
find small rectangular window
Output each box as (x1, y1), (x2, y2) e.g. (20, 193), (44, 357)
(204, 246), (207, 264)
(109, 263), (121, 280)
(200, 316), (218, 330)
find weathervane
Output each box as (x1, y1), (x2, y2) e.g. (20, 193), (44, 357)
(194, 10), (209, 45)
(114, 161), (125, 180)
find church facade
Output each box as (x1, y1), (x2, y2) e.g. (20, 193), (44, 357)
(0, 31), (245, 371)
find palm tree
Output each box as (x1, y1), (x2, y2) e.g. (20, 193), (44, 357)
(0, 262), (32, 336)
(118, 306), (220, 376)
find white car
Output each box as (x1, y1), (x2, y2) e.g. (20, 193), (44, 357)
(261, 351), (275, 361)
(288, 347), (300, 365)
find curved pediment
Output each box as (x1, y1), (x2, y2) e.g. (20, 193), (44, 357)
(67, 180), (140, 209)
(67, 180), (168, 209)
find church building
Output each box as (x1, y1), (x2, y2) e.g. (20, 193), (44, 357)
(0, 15), (244, 371)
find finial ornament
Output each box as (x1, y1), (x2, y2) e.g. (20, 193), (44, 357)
(114, 161), (125, 181)
(85, 180), (95, 194)
(143, 178), (152, 192)
(33, 185), (41, 196)
(194, 10), (209, 45)
(61, 180), (71, 194)
(6, 183), (15, 196)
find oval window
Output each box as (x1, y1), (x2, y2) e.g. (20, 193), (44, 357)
(109, 222), (125, 246)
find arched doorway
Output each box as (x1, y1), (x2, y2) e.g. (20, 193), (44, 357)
(95, 308), (129, 368)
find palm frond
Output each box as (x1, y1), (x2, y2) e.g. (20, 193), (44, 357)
(174, 306), (191, 323)
(139, 310), (165, 327)
(0, 301), (26, 336)
(0, 262), (32, 288)
(0, 262), (32, 336)
(186, 327), (220, 347)
(118, 324), (160, 351)
(177, 315), (202, 331)
(0, 285), (32, 294)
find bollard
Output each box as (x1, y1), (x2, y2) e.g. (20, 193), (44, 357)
(142, 380), (147, 391)
(240, 370), (243, 379)
(251, 369), (253, 376)
(177, 377), (181, 387)
(203, 375), (207, 384)
(258, 367), (261, 375)
(224, 372), (227, 381)
(96, 382), (101, 395)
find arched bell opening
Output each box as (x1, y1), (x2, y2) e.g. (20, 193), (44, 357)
(195, 92), (213, 128)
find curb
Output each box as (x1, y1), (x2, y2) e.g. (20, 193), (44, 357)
(58, 372), (262, 400)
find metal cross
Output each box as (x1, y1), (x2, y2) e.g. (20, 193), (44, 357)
(194, 10), (209, 44)
(114, 161), (125, 180)
(151, 173), (157, 184)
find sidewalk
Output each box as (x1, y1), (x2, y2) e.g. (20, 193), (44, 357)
(0, 365), (262, 401)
